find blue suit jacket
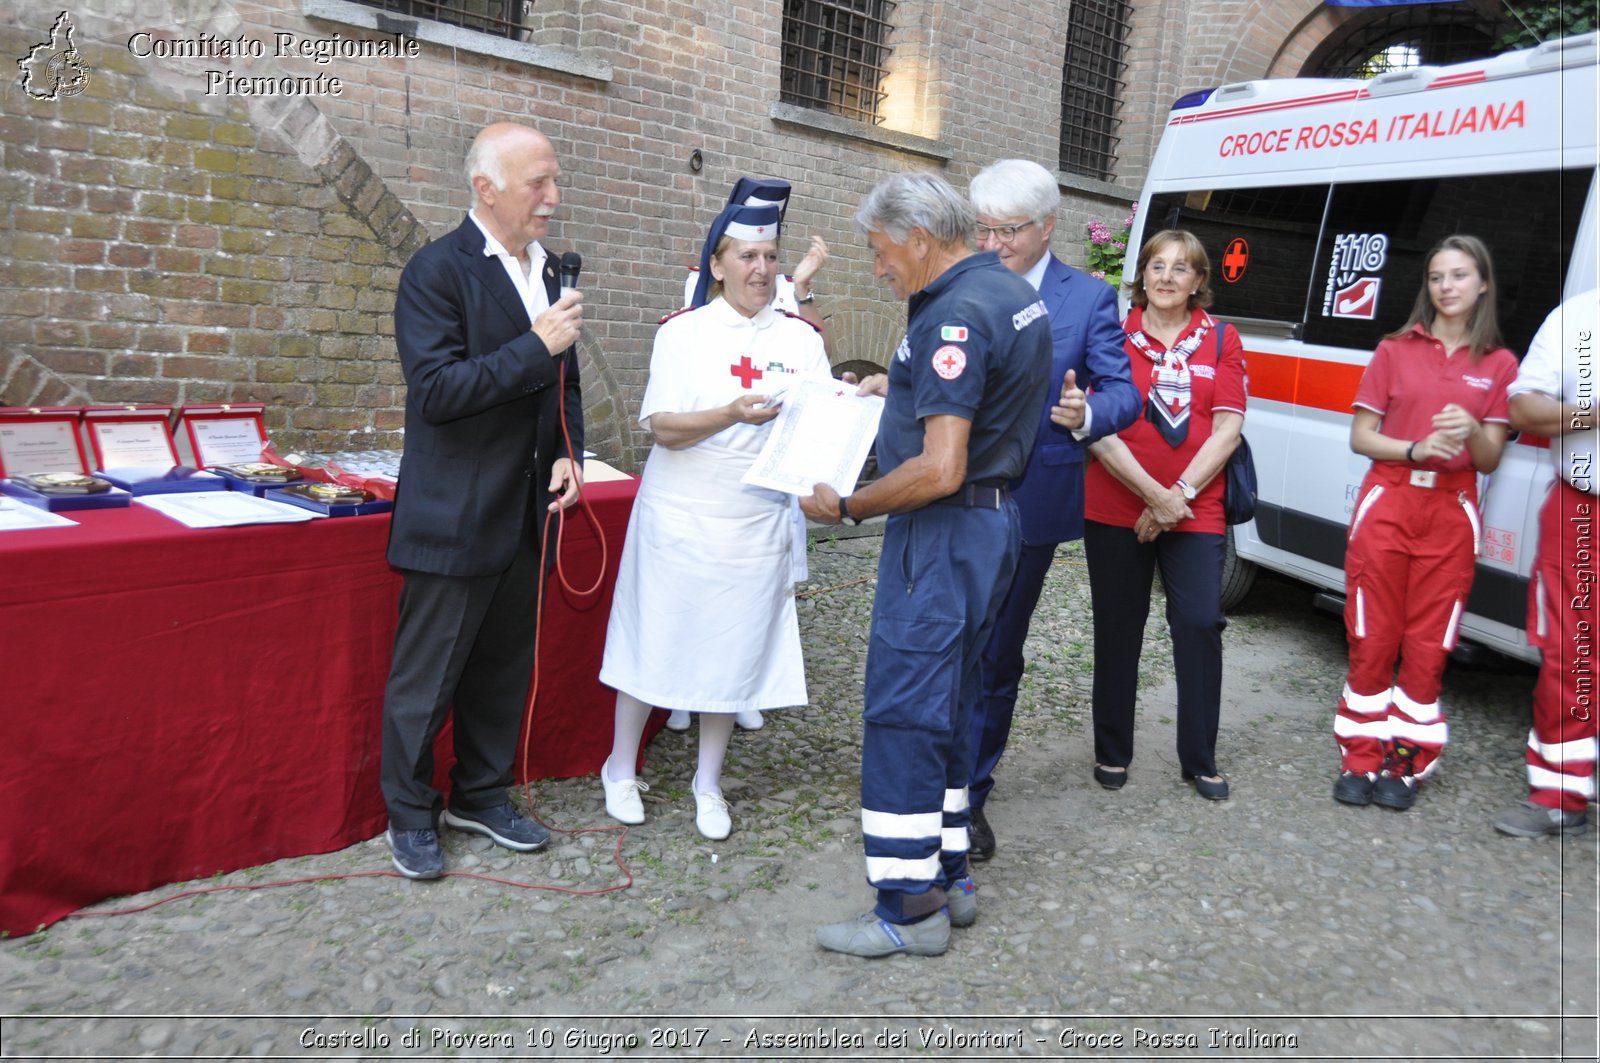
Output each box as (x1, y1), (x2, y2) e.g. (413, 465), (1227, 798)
(387, 216), (585, 577)
(1008, 254), (1139, 545)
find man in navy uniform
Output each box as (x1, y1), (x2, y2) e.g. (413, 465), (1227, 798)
(963, 159), (1140, 859)
(802, 171), (1052, 957)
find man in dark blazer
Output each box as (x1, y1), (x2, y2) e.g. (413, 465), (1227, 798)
(381, 122), (586, 879)
(964, 159), (1141, 861)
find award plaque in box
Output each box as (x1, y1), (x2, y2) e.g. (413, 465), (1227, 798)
(265, 482), (393, 517)
(94, 465), (226, 495)
(208, 462), (306, 496)
(81, 405), (179, 471)
(0, 472), (131, 511)
(0, 407), (91, 479)
(173, 404), (269, 468)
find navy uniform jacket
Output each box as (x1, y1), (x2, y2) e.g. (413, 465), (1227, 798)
(1009, 254), (1140, 545)
(388, 216), (585, 577)
(878, 251), (1052, 484)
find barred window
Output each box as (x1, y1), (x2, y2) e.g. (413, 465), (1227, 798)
(781, 0), (896, 125)
(349, 0), (527, 39)
(1309, 6), (1502, 78)
(1058, 0), (1132, 182)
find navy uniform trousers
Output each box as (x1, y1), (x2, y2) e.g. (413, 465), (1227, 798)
(860, 501), (1019, 923)
(966, 541), (1058, 811)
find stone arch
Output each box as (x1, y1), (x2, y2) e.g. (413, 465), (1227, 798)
(1266, 0), (1514, 78)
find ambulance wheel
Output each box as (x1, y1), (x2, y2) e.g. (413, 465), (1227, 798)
(1219, 527), (1258, 612)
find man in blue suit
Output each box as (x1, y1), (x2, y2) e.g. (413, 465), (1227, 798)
(964, 159), (1140, 861)
(380, 122), (586, 879)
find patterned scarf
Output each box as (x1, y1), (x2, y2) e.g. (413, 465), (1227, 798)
(1127, 316), (1210, 448)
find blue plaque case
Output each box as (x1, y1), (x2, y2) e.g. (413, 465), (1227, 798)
(1, 478), (132, 511)
(94, 466), (226, 495)
(263, 485), (393, 517)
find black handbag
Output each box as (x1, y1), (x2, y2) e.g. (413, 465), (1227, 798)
(1211, 325), (1257, 526)
(1223, 434), (1258, 525)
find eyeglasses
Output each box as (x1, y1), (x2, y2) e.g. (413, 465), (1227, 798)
(975, 220), (1037, 242)
(1147, 263), (1193, 278)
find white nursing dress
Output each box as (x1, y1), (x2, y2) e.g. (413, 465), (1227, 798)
(599, 297), (831, 713)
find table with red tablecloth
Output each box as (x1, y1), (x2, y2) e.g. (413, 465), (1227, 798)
(0, 477), (637, 935)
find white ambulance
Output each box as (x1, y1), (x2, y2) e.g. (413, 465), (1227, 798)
(1128, 32), (1598, 663)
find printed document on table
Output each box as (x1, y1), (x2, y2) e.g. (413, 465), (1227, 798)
(135, 492), (317, 528)
(0, 499), (78, 532)
(741, 378), (884, 497)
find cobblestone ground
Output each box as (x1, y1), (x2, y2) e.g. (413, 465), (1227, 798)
(2, 533), (1595, 1061)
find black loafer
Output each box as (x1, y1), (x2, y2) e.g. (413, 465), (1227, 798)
(968, 805), (995, 862)
(1183, 770), (1229, 801)
(1093, 764), (1127, 790)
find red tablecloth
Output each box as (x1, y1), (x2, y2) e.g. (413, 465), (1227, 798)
(0, 478), (637, 935)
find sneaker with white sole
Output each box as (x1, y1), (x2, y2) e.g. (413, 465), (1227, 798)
(664, 710), (691, 732)
(441, 801), (549, 852)
(600, 756), (648, 824)
(1493, 799), (1588, 838)
(735, 710), (764, 730)
(692, 782), (732, 840)
(816, 908), (950, 958)
(386, 826), (443, 880)
(947, 877), (977, 928)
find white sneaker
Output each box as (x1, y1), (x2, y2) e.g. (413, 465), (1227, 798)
(692, 774), (732, 840)
(734, 710), (764, 731)
(600, 756), (648, 825)
(664, 709), (691, 732)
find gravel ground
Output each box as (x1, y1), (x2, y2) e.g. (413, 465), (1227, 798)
(2, 530), (1595, 1061)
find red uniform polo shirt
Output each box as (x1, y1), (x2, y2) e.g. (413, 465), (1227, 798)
(1352, 323), (1518, 473)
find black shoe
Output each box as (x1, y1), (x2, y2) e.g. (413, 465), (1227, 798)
(442, 801), (550, 851)
(1183, 770), (1230, 801)
(387, 826), (443, 879)
(1093, 764), (1127, 790)
(968, 805), (995, 862)
(1333, 771), (1375, 806)
(1372, 772), (1417, 810)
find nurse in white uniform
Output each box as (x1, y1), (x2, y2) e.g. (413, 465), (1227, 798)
(598, 199), (831, 839)
(667, 178), (829, 735)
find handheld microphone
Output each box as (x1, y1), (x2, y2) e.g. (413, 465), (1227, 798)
(559, 251), (582, 298)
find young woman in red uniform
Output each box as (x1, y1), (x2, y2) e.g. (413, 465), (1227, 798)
(1333, 235), (1518, 810)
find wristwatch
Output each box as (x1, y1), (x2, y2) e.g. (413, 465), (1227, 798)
(795, 291), (816, 304)
(1175, 478), (1198, 502)
(838, 495), (860, 525)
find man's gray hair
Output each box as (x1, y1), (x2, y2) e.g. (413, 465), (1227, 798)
(969, 159), (1060, 224)
(464, 135), (506, 194)
(854, 171), (976, 247)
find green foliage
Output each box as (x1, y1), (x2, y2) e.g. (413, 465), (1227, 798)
(1496, 1), (1597, 50)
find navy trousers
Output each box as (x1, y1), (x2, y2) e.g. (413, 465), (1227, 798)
(966, 541), (1058, 811)
(1084, 520), (1226, 779)
(860, 502), (1019, 923)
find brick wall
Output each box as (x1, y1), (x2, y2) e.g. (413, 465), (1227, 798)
(2, 1), (1336, 468)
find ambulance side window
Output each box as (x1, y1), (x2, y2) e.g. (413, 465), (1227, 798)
(1304, 169), (1588, 356)
(1144, 185), (1330, 330)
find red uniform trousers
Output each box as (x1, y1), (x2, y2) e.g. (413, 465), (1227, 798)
(1524, 479), (1599, 813)
(1335, 464), (1481, 780)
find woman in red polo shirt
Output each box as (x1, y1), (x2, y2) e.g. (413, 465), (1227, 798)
(1333, 234), (1518, 811)
(1082, 229), (1246, 802)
